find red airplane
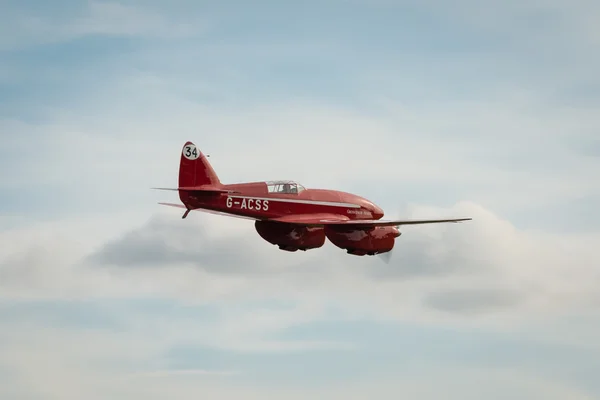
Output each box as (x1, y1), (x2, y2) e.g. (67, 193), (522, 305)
(155, 141), (471, 257)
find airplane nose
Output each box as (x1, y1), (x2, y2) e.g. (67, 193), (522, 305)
(355, 196), (384, 219)
(372, 204), (384, 219)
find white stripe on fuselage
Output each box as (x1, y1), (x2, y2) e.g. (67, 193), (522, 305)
(227, 195), (361, 208)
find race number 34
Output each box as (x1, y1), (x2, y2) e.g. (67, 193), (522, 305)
(183, 144), (199, 160)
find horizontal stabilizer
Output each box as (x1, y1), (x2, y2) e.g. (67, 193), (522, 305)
(152, 186), (239, 194)
(158, 202), (258, 220)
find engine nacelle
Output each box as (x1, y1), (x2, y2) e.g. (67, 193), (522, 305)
(254, 221), (326, 252)
(325, 225), (401, 256)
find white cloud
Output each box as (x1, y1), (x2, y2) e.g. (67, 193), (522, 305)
(2, 200), (598, 329)
(0, 315), (595, 400)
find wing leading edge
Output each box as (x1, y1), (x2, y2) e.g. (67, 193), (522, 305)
(268, 214), (471, 227)
(158, 204), (471, 226)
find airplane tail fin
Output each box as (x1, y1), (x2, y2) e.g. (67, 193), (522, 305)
(179, 142), (220, 187)
(178, 141), (222, 205)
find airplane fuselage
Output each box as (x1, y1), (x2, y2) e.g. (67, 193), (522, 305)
(180, 181), (385, 222)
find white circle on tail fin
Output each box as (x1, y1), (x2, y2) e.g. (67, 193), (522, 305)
(182, 143), (199, 160)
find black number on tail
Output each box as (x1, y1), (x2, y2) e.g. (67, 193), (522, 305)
(184, 146), (198, 158)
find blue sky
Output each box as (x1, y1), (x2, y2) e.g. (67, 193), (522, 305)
(1, 0), (600, 398)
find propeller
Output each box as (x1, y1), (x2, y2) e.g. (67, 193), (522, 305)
(378, 249), (393, 264)
(376, 223), (400, 264)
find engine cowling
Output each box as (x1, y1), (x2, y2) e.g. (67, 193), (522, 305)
(324, 225), (401, 255)
(254, 221), (326, 252)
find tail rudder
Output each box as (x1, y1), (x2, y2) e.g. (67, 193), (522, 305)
(179, 141), (221, 188)
(179, 142), (221, 206)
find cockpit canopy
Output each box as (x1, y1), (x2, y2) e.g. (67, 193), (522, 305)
(266, 180), (306, 194)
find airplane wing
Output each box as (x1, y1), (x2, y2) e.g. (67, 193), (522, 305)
(268, 213), (350, 224)
(157, 204), (471, 225)
(268, 213), (471, 227)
